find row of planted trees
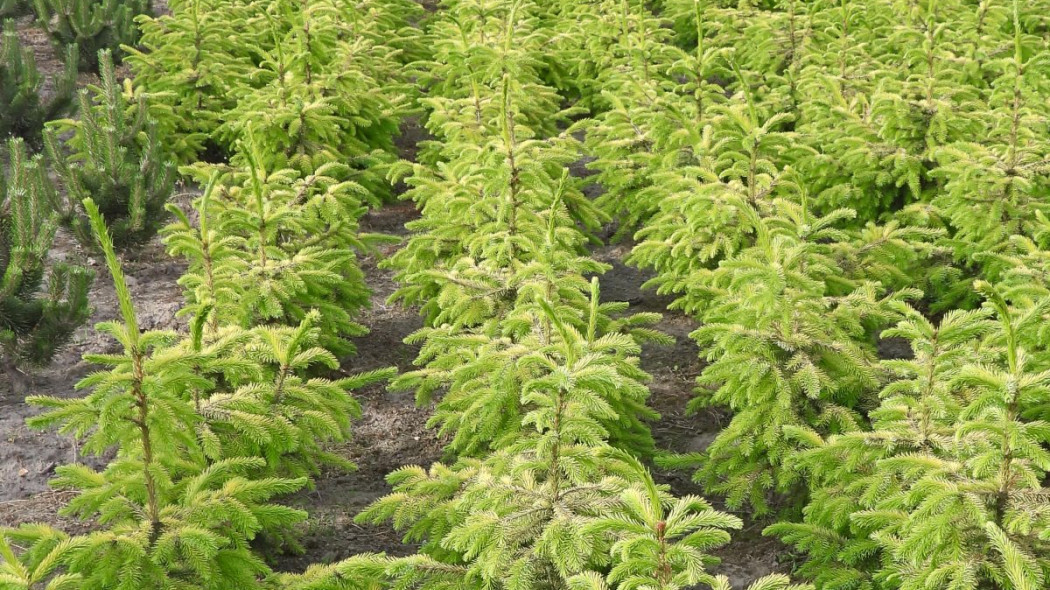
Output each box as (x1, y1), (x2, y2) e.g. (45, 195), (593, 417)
(0, 0), (149, 71)
(0, 49), (169, 394)
(0, 0), (421, 382)
(289, 0), (802, 588)
(0, 0), (426, 587)
(0, 0), (187, 390)
(547, 0), (1050, 588)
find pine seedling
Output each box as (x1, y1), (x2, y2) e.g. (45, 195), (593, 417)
(29, 197), (219, 529)
(338, 0), (426, 66)
(789, 0), (983, 222)
(390, 160), (599, 327)
(994, 212), (1050, 352)
(61, 456), (303, 590)
(412, 0), (572, 147)
(659, 0), (810, 106)
(577, 456), (740, 590)
(571, 457), (813, 590)
(295, 462), (805, 590)
(884, 282), (1050, 590)
(162, 172), (246, 334)
(561, 0), (679, 109)
(32, 0), (150, 70)
(793, 75), (928, 220)
(0, 20), (76, 146)
(388, 75), (601, 325)
(0, 0), (30, 17)
(628, 102), (797, 315)
(770, 283), (1050, 590)
(864, 0), (983, 144)
(0, 138), (92, 395)
(127, 0), (422, 166)
(573, 0), (724, 238)
(45, 50), (175, 251)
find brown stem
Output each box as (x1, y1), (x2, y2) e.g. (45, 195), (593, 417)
(132, 349), (162, 545)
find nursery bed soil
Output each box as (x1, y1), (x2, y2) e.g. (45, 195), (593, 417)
(273, 212), (441, 571)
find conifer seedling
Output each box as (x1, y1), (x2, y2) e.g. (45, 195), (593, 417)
(0, 20), (76, 145)
(46, 50), (175, 251)
(0, 138), (92, 395)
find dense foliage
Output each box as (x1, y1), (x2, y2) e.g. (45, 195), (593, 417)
(166, 135), (384, 357)
(127, 0), (422, 183)
(32, 0), (150, 70)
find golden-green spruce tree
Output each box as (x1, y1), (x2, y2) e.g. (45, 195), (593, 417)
(213, 0), (419, 199)
(771, 284), (1050, 590)
(167, 135), (384, 357)
(14, 200), (307, 590)
(283, 298), (805, 590)
(122, 0), (257, 163)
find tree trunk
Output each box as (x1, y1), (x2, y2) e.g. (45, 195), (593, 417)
(2, 354), (29, 397)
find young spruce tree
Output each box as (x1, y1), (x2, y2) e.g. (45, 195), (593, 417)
(19, 199), (307, 589)
(168, 133), (382, 356)
(340, 299), (801, 590)
(772, 283), (1050, 590)
(122, 0), (256, 163)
